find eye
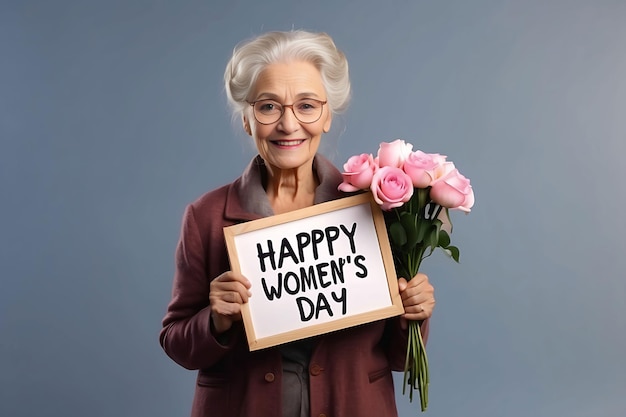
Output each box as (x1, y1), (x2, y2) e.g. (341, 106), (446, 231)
(296, 99), (320, 114)
(256, 100), (281, 114)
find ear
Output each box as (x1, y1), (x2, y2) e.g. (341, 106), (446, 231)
(323, 112), (332, 133)
(243, 115), (252, 136)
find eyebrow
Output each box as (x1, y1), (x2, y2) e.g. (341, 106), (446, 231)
(254, 92), (325, 101)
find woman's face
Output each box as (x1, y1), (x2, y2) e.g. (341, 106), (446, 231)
(244, 61), (332, 173)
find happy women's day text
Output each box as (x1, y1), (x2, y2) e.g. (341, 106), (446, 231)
(256, 223), (369, 322)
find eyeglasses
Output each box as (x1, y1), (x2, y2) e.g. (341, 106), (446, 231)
(248, 98), (327, 125)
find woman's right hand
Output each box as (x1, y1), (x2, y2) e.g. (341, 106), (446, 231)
(209, 271), (252, 334)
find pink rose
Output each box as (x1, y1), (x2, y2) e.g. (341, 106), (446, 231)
(370, 166), (414, 210)
(338, 153), (377, 192)
(403, 151), (445, 188)
(377, 139), (413, 168)
(431, 161), (455, 181)
(430, 168), (474, 212)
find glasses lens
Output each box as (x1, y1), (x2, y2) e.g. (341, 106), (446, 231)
(253, 99), (324, 124)
(293, 99), (323, 123)
(254, 100), (282, 124)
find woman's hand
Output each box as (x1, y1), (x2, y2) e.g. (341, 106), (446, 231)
(209, 271), (252, 334)
(398, 273), (435, 326)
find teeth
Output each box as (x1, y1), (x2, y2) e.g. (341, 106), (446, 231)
(274, 140), (304, 146)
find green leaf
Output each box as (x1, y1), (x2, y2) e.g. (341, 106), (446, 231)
(431, 221), (442, 247)
(417, 187), (429, 211)
(438, 229), (451, 248)
(424, 222), (441, 252)
(389, 221), (407, 247)
(400, 212), (419, 248)
(416, 218), (430, 243)
(447, 245), (460, 262)
(422, 228), (436, 257)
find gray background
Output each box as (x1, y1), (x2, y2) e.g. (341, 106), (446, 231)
(2, 0), (625, 416)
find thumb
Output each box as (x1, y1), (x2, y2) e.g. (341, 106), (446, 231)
(397, 277), (408, 292)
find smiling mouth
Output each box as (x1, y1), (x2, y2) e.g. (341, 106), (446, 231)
(272, 139), (306, 147)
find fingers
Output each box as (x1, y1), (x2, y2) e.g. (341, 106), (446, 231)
(211, 271), (252, 303)
(213, 270), (252, 289)
(209, 271), (252, 333)
(398, 272), (435, 321)
(402, 297), (435, 321)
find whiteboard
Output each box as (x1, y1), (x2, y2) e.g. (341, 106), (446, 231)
(224, 193), (404, 350)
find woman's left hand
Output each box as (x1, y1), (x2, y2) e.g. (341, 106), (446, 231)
(398, 272), (435, 323)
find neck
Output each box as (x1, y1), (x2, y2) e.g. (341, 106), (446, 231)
(265, 159), (318, 214)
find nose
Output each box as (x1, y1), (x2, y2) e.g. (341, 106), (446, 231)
(277, 105), (299, 132)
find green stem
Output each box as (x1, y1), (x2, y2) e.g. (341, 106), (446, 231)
(392, 188), (436, 412)
(405, 320), (429, 411)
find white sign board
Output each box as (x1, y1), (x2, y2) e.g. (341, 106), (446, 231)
(224, 193), (403, 350)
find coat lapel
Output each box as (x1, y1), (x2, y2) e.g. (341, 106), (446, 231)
(223, 154), (344, 223)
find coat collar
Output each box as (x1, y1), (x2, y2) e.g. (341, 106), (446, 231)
(224, 154), (344, 222)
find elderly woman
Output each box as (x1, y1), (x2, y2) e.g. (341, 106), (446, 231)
(160, 30), (435, 417)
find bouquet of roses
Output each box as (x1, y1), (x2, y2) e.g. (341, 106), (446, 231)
(338, 139), (474, 412)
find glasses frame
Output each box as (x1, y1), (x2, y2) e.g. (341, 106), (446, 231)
(247, 98), (328, 125)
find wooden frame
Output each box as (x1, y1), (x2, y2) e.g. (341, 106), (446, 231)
(224, 193), (403, 351)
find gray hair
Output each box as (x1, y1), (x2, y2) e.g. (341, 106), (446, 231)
(224, 30), (351, 119)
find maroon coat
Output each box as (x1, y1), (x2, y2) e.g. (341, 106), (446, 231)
(160, 155), (429, 417)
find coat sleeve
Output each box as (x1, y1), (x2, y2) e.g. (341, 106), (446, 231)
(159, 204), (243, 370)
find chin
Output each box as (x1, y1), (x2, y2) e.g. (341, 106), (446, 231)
(267, 156), (315, 171)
